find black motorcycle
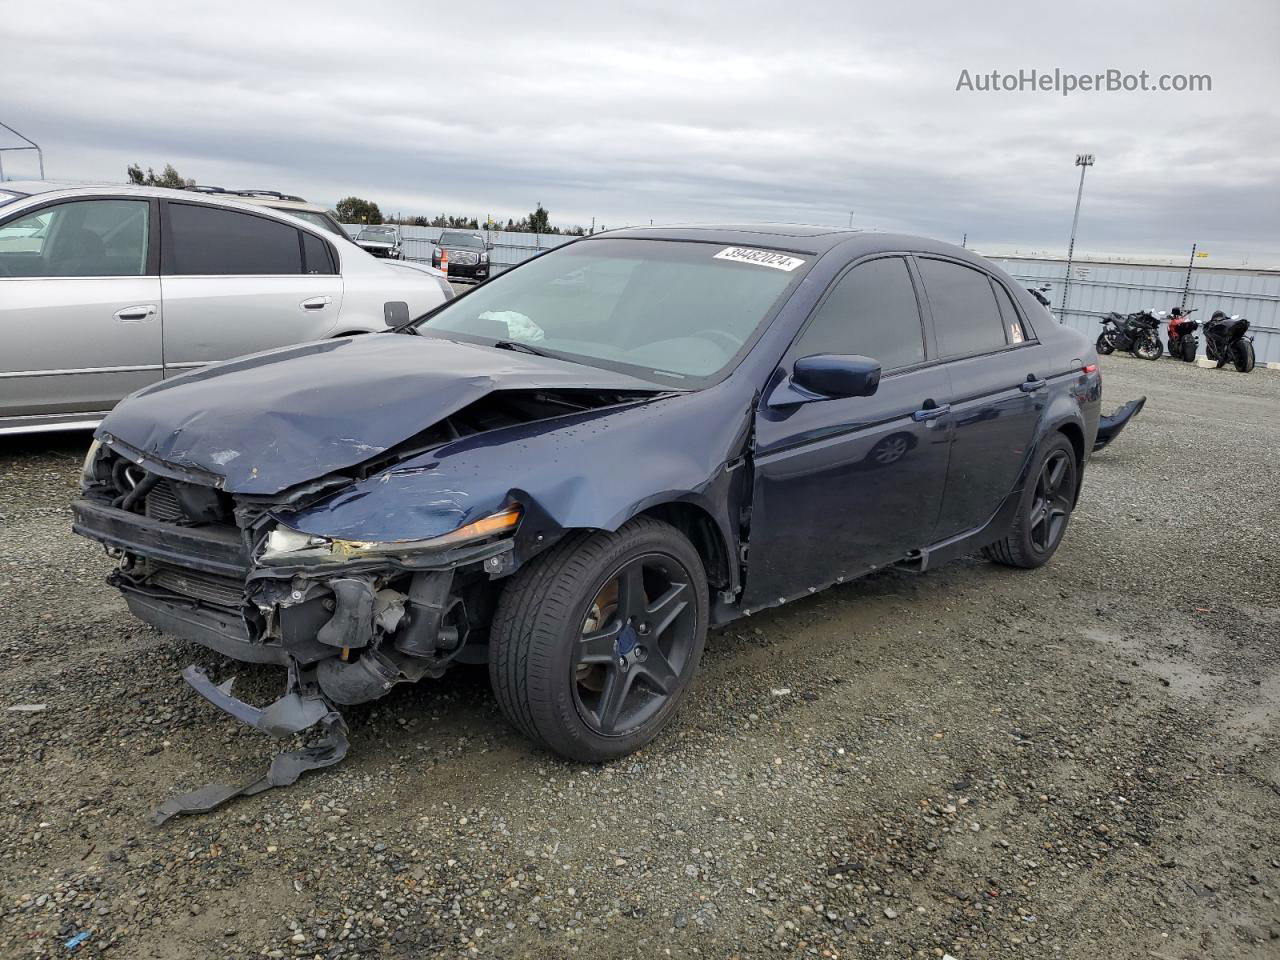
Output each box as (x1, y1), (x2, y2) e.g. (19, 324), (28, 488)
(1164, 307), (1199, 362)
(1096, 309), (1163, 360)
(1203, 311), (1256, 373)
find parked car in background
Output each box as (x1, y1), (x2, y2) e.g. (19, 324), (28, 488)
(354, 225), (402, 259)
(0, 182), (452, 435)
(72, 224), (1108, 816)
(432, 229), (490, 280)
(185, 186), (348, 238)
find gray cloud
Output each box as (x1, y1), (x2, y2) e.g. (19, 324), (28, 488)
(2, 0), (1277, 263)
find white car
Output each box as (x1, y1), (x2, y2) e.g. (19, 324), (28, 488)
(0, 182), (452, 434)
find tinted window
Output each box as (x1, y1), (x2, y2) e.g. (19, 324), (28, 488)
(439, 231), (484, 249)
(917, 258), (1007, 358)
(991, 281), (1028, 344)
(0, 199), (150, 278)
(793, 257), (925, 372)
(302, 231), (336, 275)
(167, 203), (302, 275)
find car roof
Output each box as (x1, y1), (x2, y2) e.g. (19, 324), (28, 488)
(593, 223), (990, 264)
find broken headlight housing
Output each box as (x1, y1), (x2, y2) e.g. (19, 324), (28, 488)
(259, 506), (522, 565)
(81, 438), (104, 486)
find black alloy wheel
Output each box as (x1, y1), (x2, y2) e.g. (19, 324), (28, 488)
(983, 433), (1079, 569)
(571, 554), (699, 737)
(1027, 448), (1076, 555)
(489, 517), (709, 762)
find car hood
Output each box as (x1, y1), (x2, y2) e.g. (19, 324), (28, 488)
(98, 334), (665, 496)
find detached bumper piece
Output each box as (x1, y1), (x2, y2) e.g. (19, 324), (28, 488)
(151, 664), (348, 825)
(1092, 396), (1146, 452)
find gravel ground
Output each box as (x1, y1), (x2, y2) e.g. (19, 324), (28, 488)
(1, 356), (1277, 960)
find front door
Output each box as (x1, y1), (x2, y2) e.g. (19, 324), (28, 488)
(742, 256), (952, 609)
(159, 200), (343, 374)
(0, 197), (162, 424)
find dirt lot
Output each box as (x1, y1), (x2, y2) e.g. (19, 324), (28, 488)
(1, 356), (1277, 960)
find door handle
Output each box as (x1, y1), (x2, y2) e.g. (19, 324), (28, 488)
(1020, 376), (1048, 392)
(300, 296), (332, 310)
(911, 401), (951, 422)
(113, 304), (157, 322)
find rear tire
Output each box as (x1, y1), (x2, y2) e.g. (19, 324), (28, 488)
(1233, 340), (1256, 373)
(982, 434), (1078, 570)
(489, 517), (708, 762)
(1180, 338), (1197, 362)
(1096, 332), (1116, 355)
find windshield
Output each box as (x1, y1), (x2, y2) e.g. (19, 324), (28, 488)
(439, 232), (484, 249)
(283, 208), (345, 236)
(415, 237), (809, 385)
(358, 227), (397, 241)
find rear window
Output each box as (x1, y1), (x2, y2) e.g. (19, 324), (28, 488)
(917, 258), (1009, 358)
(167, 202), (302, 275)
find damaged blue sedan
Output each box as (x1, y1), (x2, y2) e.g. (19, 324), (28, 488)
(72, 225), (1123, 819)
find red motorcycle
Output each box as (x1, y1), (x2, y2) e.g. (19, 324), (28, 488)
(1164, 307), (1199, 362)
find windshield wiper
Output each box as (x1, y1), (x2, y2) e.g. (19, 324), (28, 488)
(492, 339), (553, 358)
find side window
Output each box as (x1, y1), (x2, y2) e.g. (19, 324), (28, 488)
(793, 257), (925, 372)
(166, 203), (303, 275)
(0, 199), (150, 278)
(991, 280), (1028, 344)
(917, 258), (1008, 358)
(302, 231), (337, 274)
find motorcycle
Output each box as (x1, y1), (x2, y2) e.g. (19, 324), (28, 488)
(1096, 309), (1163, 360)
(1203, 311), (1256, 373)
(1163, 307), (1199, 362)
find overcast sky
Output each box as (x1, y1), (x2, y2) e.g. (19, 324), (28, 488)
(3, 0), (1278, 263)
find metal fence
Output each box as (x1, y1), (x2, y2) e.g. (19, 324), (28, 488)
(341, 224), (1279, 367)
(988, 256), (1280, 366)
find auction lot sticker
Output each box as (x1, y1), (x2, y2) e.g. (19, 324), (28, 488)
(714, 247), (806, 271)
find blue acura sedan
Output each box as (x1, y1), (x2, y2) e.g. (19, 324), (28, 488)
(73, 225), (1120, 818)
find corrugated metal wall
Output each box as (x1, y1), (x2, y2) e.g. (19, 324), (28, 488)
(988, 256), (1280, 366)
(343, 224), (575, 270)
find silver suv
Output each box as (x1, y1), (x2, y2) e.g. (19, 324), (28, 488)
(0, 182), (453, 435)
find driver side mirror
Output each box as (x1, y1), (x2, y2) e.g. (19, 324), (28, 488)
(769, 354), (882, 407)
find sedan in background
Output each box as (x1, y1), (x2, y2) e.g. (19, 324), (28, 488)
(432, 229), (490, 280)
(0, 182), (452, 435)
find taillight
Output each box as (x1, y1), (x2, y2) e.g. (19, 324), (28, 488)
(1082, 363), (1098, 374)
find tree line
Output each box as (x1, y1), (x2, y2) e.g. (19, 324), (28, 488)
(126, 165), (592, 236)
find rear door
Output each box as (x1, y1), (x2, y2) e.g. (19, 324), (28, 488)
(742, 255), (952, 608)
(159, 201), (343, 374)
(0, 196), (162, 424)
(915, 256), (1045, 539)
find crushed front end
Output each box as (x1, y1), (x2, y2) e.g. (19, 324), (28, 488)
(72, 435), (521, 822)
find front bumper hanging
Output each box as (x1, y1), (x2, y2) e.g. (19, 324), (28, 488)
(150, 664), (348, 825)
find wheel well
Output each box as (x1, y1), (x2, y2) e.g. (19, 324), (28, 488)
(638, 503), (731, 590)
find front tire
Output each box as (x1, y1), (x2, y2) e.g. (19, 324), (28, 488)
(1233, 340), (1256, 373)
(1180, 338), (1197, 362)
(489, 517), (708, 762)
(982, 434), (1079, 569)
(1132, 333), (1163, 360)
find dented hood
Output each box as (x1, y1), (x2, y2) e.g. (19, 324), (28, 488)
(98, 334), (662, 495)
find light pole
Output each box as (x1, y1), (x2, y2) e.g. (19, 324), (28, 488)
(1059, 153), (1094, 320)
(848, 210), (854, 228)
